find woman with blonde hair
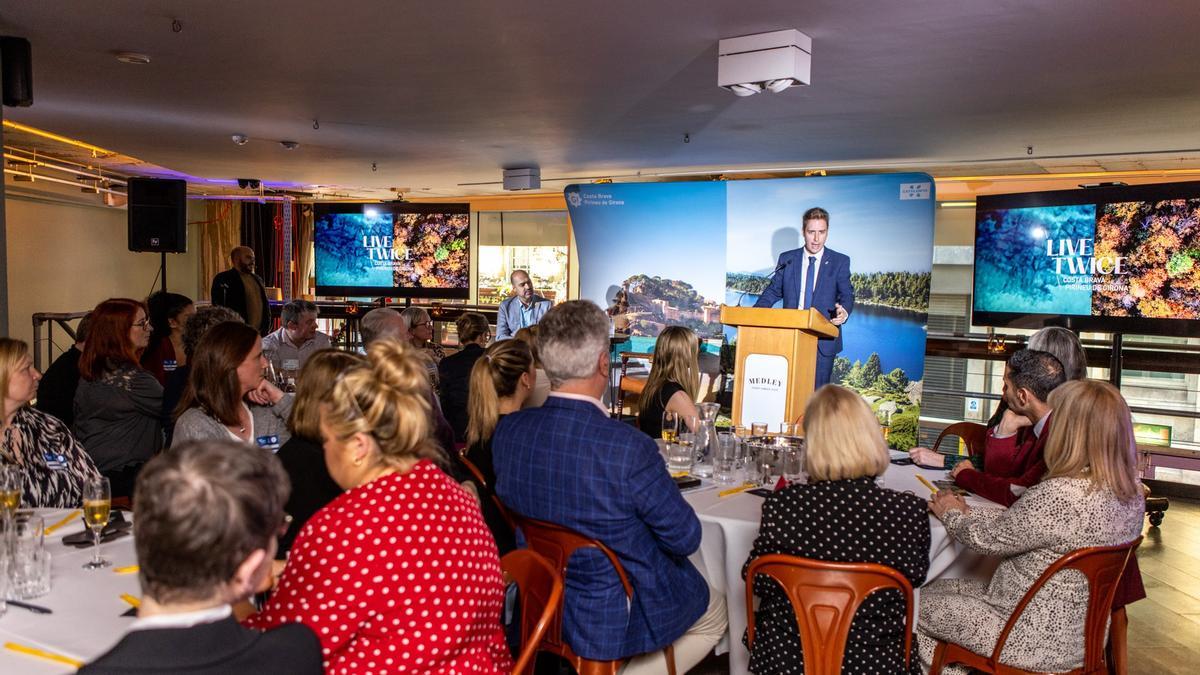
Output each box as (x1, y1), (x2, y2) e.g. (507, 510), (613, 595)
(245, 339), (512, 673)
(513, 325), (550, 408)
(743, 384), (930, 674)
(636, 325), (701, 438)
(1, 338), (101, 507)
(918, 379), (1144, 673)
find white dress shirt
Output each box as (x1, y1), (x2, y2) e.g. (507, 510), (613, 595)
(799, 247), (825, 307)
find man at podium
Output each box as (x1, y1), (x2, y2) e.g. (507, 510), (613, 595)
(754, 207), (854, 387)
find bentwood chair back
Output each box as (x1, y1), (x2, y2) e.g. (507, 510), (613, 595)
(745, 554), (915, 675)
(501, 549), (564, 675)
(932, 421), (988, 457)
(930, 536), (1143, 675)
(457, 452), (517, 531)
(514, 516), (676, 675)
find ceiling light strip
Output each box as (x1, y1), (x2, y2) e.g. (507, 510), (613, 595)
(2, 120), (121, 158)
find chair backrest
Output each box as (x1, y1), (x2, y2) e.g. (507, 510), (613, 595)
(933, 421), (988, 456)
(513, 516), (634, 657)
(458, 453), (517, 531)
(745, 554), (914, 675)
(502, 549), (564, 675)
(987, 536), (1143, 673)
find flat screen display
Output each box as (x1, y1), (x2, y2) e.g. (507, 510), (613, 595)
(973, 181), (1200, 336)
(314, 202), (470, 298)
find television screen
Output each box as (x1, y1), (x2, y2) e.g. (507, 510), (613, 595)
(314, 202), (470, 298)
(973, 181), (1200, 336)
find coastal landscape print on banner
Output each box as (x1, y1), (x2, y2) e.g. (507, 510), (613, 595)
(726, 174), (935, 449)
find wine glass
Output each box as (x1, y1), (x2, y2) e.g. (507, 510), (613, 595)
(661, 411), (681, 444)
(82, 477), (112, 570)
(0, 466), (22, 519)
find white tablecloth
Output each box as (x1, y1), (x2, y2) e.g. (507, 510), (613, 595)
(0, 508), (138, 674)
(683, 463), (1000, 675)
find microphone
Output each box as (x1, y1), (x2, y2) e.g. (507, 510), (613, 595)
(738, 258), (791, 307)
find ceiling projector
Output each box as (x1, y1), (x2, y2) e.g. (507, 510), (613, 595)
(718, 29), (811, 96)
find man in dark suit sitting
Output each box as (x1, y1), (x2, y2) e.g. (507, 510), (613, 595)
(80, 439), (320, 675)
(754, 206), (855, 387)
(493, 300), (726, 674)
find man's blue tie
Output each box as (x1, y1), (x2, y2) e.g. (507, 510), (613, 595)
(802, 256), (816, 309)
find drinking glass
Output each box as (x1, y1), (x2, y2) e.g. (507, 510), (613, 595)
(779, 421), (798, 437)
(756, 443), (778, 488)
(750, 422), (768, 437)
(713, 433), (739, 485)
(82, 477), (112, 570)
(0, 535), (9, 617)
(0, 466), (22, 518)
(661, 411), (680, 445)
(669, 431), (696, 473)
(11, 512), (50, 599)
(781, 444), (805, 485)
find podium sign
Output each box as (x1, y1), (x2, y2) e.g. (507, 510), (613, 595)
(720, 305), (838, 428)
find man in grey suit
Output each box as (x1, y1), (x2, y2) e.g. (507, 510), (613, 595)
(495, 269), (552, 340)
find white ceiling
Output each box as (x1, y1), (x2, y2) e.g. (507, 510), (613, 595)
(3, 1), (1200, 196)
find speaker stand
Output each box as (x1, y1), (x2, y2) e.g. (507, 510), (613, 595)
(159, 252), (167, 293)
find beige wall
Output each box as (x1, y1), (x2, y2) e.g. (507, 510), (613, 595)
(4, 190), (200, 356)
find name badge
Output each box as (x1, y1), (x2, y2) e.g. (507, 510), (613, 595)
(163, 359), (177, 373)
(43, 450), (69, 470)
(256, 435), (281, 453)
(282, 358), (300, 372)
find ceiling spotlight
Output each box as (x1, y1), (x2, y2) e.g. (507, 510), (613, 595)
(231, 134), (248, 145)
(718, 29), (811, 96)
(279, 140), (299, 150)
(236, 178), (261, 190)
(114, 51), (151, 65)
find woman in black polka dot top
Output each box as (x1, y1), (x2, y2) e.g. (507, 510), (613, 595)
(743, 385), (930, 674)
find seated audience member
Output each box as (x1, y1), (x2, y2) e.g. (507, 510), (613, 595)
(74, 298), (163, 497)
(743, 384), (930, 674)
(493, 300), (726, 673)
(513, 326), (550, 408)
(358, 306), (407, 348)
(261, 299), (331, 374)
(244, 340), (513, 673)
(140, 291), (195, 386)
(35, 312), (91, 427)
(400, 305), (445, 366)
(437, 311), (491, 441)
(455, 338), (535, 555)
(273, 349), (363, 556)
(80, 439), (321, 675)
(918, 379), (1144, 673)
(1, 338), (102, 507)
(162, 306), (244, 445)
(636, 325), (701, 438)
(173, 322), (291, 450)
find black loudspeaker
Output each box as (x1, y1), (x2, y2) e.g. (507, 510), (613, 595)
(0, 36), (33, 107)
(128, 178), (188, 253)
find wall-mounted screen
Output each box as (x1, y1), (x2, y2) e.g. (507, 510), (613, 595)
(314, 202), (470, 298)
(973, 181), (1200, 336)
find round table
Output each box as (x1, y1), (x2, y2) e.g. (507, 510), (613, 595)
(0, 508), (138, 674)
(683, 462), (1001, 675)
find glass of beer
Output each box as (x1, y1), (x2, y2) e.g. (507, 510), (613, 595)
(0, 466), (21, 519)
(661, 411), (681, 444)
(82, 477), (112, 570)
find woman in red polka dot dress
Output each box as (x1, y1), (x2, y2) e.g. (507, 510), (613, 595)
(244, 340), (513, 674)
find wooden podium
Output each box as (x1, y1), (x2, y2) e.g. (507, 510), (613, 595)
(720, 305), (839, 428)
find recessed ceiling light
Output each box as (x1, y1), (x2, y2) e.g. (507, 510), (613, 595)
(114, 52), (151, 65)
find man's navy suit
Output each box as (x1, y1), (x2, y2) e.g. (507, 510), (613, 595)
(754, 246), (854, 387)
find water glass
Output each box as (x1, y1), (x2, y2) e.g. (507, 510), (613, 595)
(669, 432), (695, 473)
(781, 444), (805, 485)
(779, 421), (798, 437)
(713, 433), (739, 485)
(755, 443), (779, 488)
(0, 547), (9, 618)
(750, 422), (768, 437)
(10, 512), (50, 599)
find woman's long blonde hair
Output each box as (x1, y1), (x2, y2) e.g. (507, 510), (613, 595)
(641, 326), (699, 410)
(803, 384), (889, 482)
(1044, 379), (1140, 501)
(321, 340), (439, 466)
(288, 349), (368, 441)
(466, 339), (533, 447)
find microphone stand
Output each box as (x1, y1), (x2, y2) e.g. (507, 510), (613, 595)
(736, 259), (790, 307)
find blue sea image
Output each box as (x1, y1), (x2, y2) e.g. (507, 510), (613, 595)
(726, 290), (927, 381)
(315, 213), (395, 288)
(974, 205), (1095, 315)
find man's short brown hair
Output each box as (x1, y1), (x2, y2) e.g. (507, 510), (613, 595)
(134, 439), (289, 604)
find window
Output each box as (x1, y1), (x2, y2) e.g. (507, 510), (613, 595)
(476, 211), (569, 305)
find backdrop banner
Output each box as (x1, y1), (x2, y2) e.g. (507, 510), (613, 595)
(566, 173), (934, 448)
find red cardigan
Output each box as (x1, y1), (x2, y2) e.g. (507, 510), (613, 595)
(954, 412), (1052, 507)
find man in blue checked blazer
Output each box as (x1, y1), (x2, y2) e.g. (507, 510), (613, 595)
(754, 206), (855, 388)
(493, 301), (726, 672)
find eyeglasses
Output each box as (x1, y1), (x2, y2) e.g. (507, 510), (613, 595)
(413, 321), (430, 328)
(133, 319), (151, 329)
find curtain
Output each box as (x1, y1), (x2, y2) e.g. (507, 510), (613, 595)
(295, 204), (315, 298)
(196, 201), (241, 300)
(241, 203), (282, 291)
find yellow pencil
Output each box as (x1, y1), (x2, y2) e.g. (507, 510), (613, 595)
(113, 565), (139, 575)
(43, 509), (82, 535)
(718, 483), (756, 498)
(915, 474), (938, 493)
(3, 642), (84, 668)
(120, 593), (141, 608)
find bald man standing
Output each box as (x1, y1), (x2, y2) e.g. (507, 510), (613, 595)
(211, 246), (271, 335)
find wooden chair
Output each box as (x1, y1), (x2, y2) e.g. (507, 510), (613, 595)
(930, 536), (1143, 675)
(745, 554), (915, 675)
(932, 421), (988, 456)
(616, 351), (653, 417)
(501, 549), (564, 675)
(457, 452), (517, 531)
(514, 516), (676, 675)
